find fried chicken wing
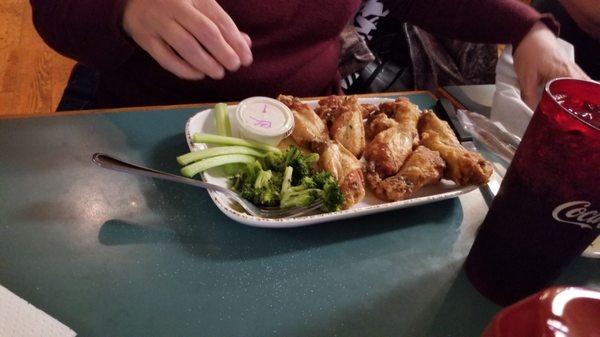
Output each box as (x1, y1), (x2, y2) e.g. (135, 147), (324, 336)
(329, 99), (366, 158)
(318, 141), (365, 209)
(363, 125), (413, 177)
(315, 95), (343, 124)
(278, 95), (329, 152)
(418, 111), (493, 185)
(361, 104), (378, 119)
(363, 98), (420, 177)
(366, 146), (445, 201)
(314, 97), (376, 121)
(365, 112), (397, 141)
(314, 95), (366, 158)
(379, 97), (421, 147)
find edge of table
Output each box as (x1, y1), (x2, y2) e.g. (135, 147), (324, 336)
(0, 91), (437, 120)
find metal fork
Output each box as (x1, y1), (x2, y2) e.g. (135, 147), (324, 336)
(92, 153), (323, 219)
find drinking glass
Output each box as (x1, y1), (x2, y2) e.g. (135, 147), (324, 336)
(465, 78), (600, 305)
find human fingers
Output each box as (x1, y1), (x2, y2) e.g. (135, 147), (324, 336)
(158, 21), (226, 79)
(177, 3), (243, 71)
(143, 36), (205, 80)
(241, 32), (252, 49)
(123, 0), (206, 80)
(519, 70), (540, 110)
(198, 1), (253, 66)
(537, 58), (591, 85)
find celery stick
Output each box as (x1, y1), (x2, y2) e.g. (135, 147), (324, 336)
(180, 154), (256, 178)
(193, 133), (281, 153)
(213, 103), (238, 175)
(177, 146), (265, 166)
(214, 103), (232, 137)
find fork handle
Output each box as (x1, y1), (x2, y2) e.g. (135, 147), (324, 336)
(92, 153), (234, 195)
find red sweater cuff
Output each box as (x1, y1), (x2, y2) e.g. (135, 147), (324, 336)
(513, 13), (561, 50)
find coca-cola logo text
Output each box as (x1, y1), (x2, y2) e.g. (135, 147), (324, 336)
(552, 201), (600, 230)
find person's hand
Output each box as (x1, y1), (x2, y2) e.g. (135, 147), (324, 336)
(123, 0), (253, 80)
(513, 22), (590, 109)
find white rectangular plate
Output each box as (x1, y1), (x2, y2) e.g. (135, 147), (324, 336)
(185, 97), (478, 228)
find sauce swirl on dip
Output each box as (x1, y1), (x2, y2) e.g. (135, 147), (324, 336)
(235, 97), (294, 146)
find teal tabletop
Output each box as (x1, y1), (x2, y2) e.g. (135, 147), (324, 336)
(0, 92), (598, 337)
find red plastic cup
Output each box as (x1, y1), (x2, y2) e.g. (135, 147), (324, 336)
(481, 287), (600, 337)
(465, 78), (600, 306)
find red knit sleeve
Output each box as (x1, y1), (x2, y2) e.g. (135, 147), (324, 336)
(384, 0), (559, 47)
(30, 0), (136, 71)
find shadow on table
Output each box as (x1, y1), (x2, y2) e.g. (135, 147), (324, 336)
(274, 260), (499, 337)
(99, 134), (461, 261)
(424, 268), (500, 337)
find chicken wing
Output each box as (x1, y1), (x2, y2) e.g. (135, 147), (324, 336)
(365, 112), (397, 141)
(361, 104), (378, 119)
(363, 98), (420, 177)
(363, 125), (413, 178)
(318, 141), (365, 209)
(314, 96), (376, 121)
(418, 111), (493, 185)
(314, 95), (366, 158)
(329, 98), (366, 158)
(315, 95), (344, 124)
(278, 94), (329, 152)
(379, 97), (421, 147)
(366, 146), (445, 201)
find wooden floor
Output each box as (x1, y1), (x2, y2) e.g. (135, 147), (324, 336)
(0, 0), (75, 116)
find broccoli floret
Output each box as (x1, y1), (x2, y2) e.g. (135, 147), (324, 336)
(285, 146), (311, 184)
(321, 179), (344, 212)
(262, 151), (285, 172)
(231, 161), (281, 207)
(254, 170), (273, 189)
(231, 151), (343, 212)
(296, 176), (317, 190)
(246, 160), (263, 181)
(283, 145), (302, 163)
(304, 152), (319, 166)
(229, 171), (245, 192)
(230, 161), (261, 191)
(280, 189), (321, 208)
(312, 170), (334, 188)
(270, 171), (283, 189)
(312, 171), (345, 212)
(279, 167), (340, 209)
(263, 146), (319, 185)
(259, 189), (280, 207)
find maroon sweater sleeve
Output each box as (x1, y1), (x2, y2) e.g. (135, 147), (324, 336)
(30, 0), (135, 71)
(385, 0), (559, 47)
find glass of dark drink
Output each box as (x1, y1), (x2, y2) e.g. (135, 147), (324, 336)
(465, 78), (600, 306)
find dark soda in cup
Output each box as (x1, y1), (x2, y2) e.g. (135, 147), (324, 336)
(465, 78), (600, 306)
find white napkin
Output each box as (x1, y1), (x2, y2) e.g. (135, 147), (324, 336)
(0, 285), (76, 337)
(490, 39), (576, 137)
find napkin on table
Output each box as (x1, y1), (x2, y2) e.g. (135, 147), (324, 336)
(0, 284), (76, 337)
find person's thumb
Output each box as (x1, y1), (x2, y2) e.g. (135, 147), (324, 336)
(520, 73), (539, 110)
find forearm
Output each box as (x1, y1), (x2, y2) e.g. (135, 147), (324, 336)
(30, 0), (135, 71)
(385, 0), (559, 47)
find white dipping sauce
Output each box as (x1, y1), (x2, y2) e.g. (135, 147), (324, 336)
(235, 97), (294, 146)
